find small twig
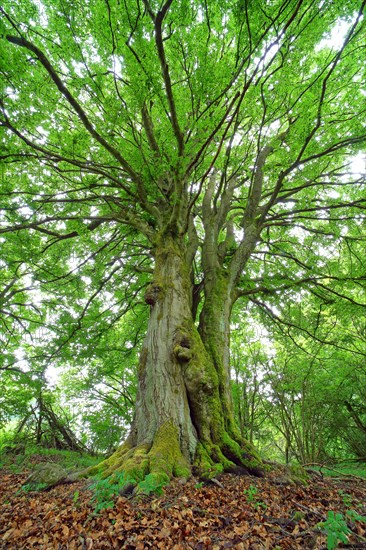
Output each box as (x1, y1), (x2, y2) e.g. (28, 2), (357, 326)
(204, 477), (225, 489)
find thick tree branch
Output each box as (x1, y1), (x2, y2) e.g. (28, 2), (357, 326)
(0, 115), (135, 198)
(145, 0), (185, 156)
(141, 103), (160, 154)
(236, 275), (366, 302)
(294, 1), (366, 163)
(244, 145), (274, 222)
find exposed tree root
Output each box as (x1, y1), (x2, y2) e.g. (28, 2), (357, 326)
(83, 429), (312, 494)
(85, 422), (191, 494)
(193, 432), (265, 480)
(84, 422), (266, 497)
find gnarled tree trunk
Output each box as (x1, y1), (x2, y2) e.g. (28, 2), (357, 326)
(88, 234), (263, 490)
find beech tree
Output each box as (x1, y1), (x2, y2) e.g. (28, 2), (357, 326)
(1, 0), (365, 486)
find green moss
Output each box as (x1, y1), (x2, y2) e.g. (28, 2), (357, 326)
(101, 445), (148, 479)
(194, 434), (265, 478)
(112, 443), (149, 481)
(135, 472), (170, 496)
(173, 457), (191, 478)
(182, 322), (219, 397)
(210, 444), (234, 470)
(84, 420), (193, 489)
(288, 463), (309, 484)
(148, 421), (190, 479)
(121, 459), (149, 482)
(179, 319), (266, 477)
(194, 442), (228, 479)
(84, 464), (103, 477)
(222, 432), (244, 462)
(194, 442), (217, 479)
(227, 435), (265, 474)
(233, 435), (263, 465)
(84, 440), (133, 477)
(174, 345), (192, 362)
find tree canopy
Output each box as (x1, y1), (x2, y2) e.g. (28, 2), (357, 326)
(1, 0), (365, 481)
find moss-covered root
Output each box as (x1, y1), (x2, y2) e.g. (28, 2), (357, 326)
(84, 422), (191, 494)
(194, 434), (266, 480)
(267, 462), (309, 485)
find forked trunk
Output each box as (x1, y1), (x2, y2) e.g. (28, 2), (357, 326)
(87, 236), (263, 489)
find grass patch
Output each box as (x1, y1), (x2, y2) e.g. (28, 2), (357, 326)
(310, 462), (366, 479)
(0, 444), (100, 473)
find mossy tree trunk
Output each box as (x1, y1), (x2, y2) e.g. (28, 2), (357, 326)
(88, 232), (263, 488)
(198, 270), (237, 439)
(87, 144), (271, 488)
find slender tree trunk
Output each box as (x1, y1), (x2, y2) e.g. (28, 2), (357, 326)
(345, 401), (366, 434)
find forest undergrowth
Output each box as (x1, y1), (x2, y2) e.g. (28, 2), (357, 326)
(0, 451), (366, 549)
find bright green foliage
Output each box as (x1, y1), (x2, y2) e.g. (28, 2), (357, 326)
(72, 490), (80, 508)
(316, 506), (366, 549)
(58, 313), (140, 453)
(90, 471), (135, 513)
(317, 511), (351, 550)
(346, 509), (366, 523)
(90, 470), (168, 512)
(330, 465), (366, 479)
(0, 443), (99, 474)
(19, 482), (48, 493)
(1, 0), (365, 356)
(243, 484), (267, 511)
(338, 490), (353, 508)
(0, 371), (35, 429)
(243, 484), (258, 503)
(231, 280), (366, 463)
(135, 473), (169, 497)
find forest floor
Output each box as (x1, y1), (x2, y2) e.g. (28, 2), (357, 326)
(0, 453), (366, 549)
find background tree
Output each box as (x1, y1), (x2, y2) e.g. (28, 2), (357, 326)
(230, 274), (366, 464)
(1, 0), (365, 487)
(58, 311), (141, 454)
(231, 323), (270, 446)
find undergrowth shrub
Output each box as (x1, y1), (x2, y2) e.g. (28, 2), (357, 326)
(318, 509), (366, 550)
(90, 471), (169, 513)
(90, 472), (136, 513)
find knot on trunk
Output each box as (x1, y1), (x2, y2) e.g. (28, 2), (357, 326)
(173, 330), (192, 363)
(144, 282), (163, 306)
